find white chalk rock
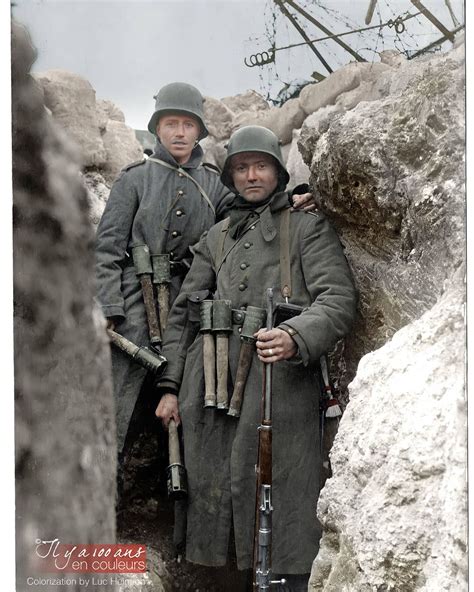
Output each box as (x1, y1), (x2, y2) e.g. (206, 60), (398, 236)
(34, 69), (107, 167)
(299, 62), (390, 116)
(310, 282), (467, 591)
(203, 96), (235, 141)
(221, 90), (269, 114)
(233, 97), (306, 145)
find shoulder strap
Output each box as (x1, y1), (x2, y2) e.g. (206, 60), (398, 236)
(280, 208), (292, 299)
(148, 157), (216, 215)
(215, 217), (230, 270)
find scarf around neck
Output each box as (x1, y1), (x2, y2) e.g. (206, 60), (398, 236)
(228, 194), (273, 239)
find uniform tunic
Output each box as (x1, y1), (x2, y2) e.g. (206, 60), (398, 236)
(157, 191), (357, 573)
(95, 141), (233, 451)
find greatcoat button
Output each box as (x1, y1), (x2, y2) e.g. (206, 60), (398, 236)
(240, 263), (247, 270)
(250, 225), (256, 230)
(244, 242), (251, 249)
(177, 190), (184, 197)
(171, 231), (179, 237)
(238, 283), (247, 291)
(176, 210), (183, 217)
(178, 172), (184, 177)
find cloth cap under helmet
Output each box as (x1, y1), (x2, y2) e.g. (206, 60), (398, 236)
(147, 82), (209, 141)
(220, 125), (290, 190)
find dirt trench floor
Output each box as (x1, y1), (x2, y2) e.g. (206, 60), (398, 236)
(117, 391), (251, 592)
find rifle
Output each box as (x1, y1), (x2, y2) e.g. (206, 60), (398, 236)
(252, 288), (286, 591)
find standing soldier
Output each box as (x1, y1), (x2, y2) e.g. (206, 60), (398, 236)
(95, 84), (315, 495)
(95, 82), (233, 464)
(155, 126), (357, 591)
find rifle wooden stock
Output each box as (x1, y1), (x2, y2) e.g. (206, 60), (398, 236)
(253, 288), (284, 591)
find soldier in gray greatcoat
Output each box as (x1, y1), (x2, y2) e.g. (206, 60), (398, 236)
(155, 126), (357, 591)
(95, 82), (234, 457)
(95, 84), (315, 475)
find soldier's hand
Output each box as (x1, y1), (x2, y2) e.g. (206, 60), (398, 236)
(255, 328), (297, 363)
(155, 394), (181, 428)
(291, 191), (317, 212)
(106, 318), (116, 331)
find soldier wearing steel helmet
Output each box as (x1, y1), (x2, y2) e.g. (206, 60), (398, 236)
(95, 84), (315, 485)
(155, 125), (357, 590)
(95, 82), (236, 459)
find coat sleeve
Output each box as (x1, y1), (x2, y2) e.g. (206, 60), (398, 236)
(279, 214), (357, 364)
(156, 231), (217, 393)
(94, 169), (141, 319)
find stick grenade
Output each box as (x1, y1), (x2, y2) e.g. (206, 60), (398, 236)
(152, 254), (171, 333)
(252, 288), (286, 591)
(166, 419), (188, 500)
(201, 300), (217, 408)
(107, 329), (167, 375)
(228, 306), (266, 418)
(212, 300), (232, 410)
(131, 245), (162, 348)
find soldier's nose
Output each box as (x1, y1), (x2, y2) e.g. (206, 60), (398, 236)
(247, 166), (258, 181)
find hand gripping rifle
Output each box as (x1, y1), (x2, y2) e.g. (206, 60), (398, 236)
(252, 288), (286, 591)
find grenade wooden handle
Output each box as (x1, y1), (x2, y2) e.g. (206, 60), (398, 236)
(228, 340), (254, 418)
(157, 283), (170, 333)
(203, 332), (217, 407)
(140, 275), (162, 345)
(216, 333), (229, 409)
(168, 419), (181, 466)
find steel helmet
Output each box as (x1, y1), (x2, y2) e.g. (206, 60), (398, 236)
(147, 82), (209, 140)
(220, 125), (290, 190)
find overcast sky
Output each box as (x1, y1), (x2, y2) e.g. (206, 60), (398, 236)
(11, 0), (464, 129)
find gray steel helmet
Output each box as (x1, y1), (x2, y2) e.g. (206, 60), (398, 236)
(220, 125), (290, 190)
(147, 82), (209, 140)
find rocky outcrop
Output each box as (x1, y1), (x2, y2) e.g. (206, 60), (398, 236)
(221, 89), (269, 114)
(300, 62), (391, 116)
(232, 97), (306, 145)
(301, 43), (466, 592)
(299, 45), (465, 371)
(34, 69), (143, 182)
(311, 279), (466, 592)
(13, 20), (117, 591)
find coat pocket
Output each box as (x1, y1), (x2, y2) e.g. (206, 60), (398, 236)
(187, 290), (211, 323)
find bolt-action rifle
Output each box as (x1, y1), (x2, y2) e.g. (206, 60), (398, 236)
(252, 288), (286, 591)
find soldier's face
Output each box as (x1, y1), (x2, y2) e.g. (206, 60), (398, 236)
(156, 113), (200, 164)
(230, 153), (279, 203)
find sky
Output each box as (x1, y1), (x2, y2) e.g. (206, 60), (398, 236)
(11, 0), (465, 129)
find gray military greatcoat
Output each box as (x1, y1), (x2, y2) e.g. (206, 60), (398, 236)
(157, 191), (357, 574)
(95, 141), (233, 451)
